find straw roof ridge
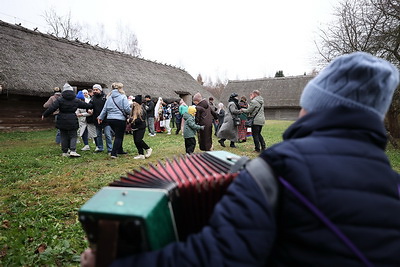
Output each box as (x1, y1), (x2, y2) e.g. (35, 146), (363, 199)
(221, 75), (314, 108)
(227, 75), (314, 83)
(0, 20), (186, 74)
(0, 19), (215, 100)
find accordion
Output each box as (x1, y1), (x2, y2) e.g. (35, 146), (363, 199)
(79, 151), (242, 266)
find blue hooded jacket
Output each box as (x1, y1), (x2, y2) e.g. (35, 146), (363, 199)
(111, 106), (400, 266)
(98, 90), (131, 121)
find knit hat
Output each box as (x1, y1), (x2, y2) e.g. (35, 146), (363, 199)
(62, 83), (73, 92)
(76, 91), (85, 100)
(133, 95), (142, 104)
(300, 52), (399, 120)
(93, 84), (102, 91)
(188, 106), (196, 116)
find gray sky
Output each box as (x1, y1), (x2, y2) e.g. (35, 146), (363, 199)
(0, 0), (338, 83)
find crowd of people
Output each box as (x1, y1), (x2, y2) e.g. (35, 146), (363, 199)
(42, 83), (267, 159)
(81, 52), (400, 267)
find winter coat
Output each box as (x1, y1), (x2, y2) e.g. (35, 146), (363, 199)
(128, 106), (147, 130)
(98, 90), (131, 121)
(111, 106), (400, 267)
(195, 99), (217, 151)
(173, 104), (182, 123)
(163, 105), (172, 120)
(43, 93), (62, 115)
(90, 92), (108, 126)
(76, 108), (96, 138)
(145, 100), (155, 118)
(183, 112), (202, 139)
(242, 95), (265, 126)
(261, 106), (400, 266)
(42, 90), (92, 130)
(217, 101), (241, 142)
(209, 101), (218, 119)
(217, 109), (225, 132)
(179, 104), (188, 115)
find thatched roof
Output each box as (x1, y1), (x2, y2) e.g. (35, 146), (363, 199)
(0, 20), (212, 100)
(222, 75), (314, 108)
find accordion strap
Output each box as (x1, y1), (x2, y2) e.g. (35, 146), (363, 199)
(278, 177), (373, 267)
(96, 220), (120, 267)
(112, 96), (128, 118)
(243, 157), (373, 267)
(245, 157), (279, 211)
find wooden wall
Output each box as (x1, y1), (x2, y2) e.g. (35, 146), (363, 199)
(265, 107), (299, 121)
(0, 94), (54, 131)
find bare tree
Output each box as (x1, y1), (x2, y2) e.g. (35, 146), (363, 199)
(43, 8), (82, 40)
(202, 75), (228, 99)
(116, 23), (141, 57)
(80, 22), (111, 48)
(197, 74), (204, 85)
(316, 0), (400, 140)
(42, 9), (141, 57)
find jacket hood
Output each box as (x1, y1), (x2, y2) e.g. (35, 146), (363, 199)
(283, 105), (387, 149)
(111, 89), (124, 98)
(183, 112), (194, 120)
(61, 90), (76, 100)
(253, 95), (264, 105)
(197, 99), (209, 109)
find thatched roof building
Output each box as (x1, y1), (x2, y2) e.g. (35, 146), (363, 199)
(222, 76), (314, 121)
(0, 20), (212, 130)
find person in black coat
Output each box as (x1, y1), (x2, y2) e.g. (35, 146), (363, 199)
(90, 84), (113, 153)
(128, 95), (152, 160)
(42, 83), (92, 157)
(81, 52), (400, 266)
(144, 95), (156, 136)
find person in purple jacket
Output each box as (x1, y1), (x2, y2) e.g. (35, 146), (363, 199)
(81, 52), (400, 267)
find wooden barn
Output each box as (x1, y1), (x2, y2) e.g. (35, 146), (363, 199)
(221, 75), (314, 121)
(0, 20), (212, 131)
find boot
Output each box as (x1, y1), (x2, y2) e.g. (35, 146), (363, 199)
(218, 139), (226, 147)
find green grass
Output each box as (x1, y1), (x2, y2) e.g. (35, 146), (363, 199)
(0, 120), (399, 266)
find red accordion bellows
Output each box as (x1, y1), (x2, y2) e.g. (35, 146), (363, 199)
(109, 152), (239, 240)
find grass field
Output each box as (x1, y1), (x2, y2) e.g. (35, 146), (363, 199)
(0, 120), (399, 266)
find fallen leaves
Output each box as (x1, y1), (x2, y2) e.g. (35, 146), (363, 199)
(35, 243), (47, 254)
(1, 220), (10, 229)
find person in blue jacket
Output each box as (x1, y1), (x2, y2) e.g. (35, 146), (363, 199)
(81, 52), (400, 266)
(98, 82), (131, 159)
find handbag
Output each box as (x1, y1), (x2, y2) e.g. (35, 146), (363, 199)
(245, 105), (261, 127)
(233, 117), (241, 126)
(229, 104), (241, 126)
(245, 117), (254, 127)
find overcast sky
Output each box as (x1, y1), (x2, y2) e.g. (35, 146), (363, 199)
(0, 0), (338, 83)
